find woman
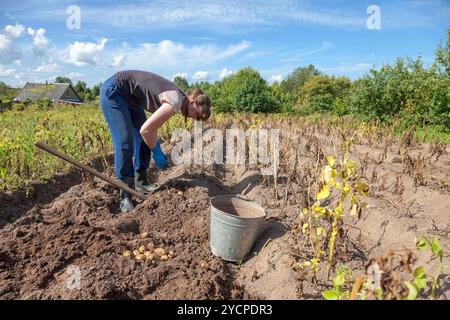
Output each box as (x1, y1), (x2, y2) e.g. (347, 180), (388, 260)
(100, 70), (211, 212)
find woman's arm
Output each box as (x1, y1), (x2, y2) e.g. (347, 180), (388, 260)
(140, 103), (176, 148)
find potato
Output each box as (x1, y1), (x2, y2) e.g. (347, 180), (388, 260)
(177, 191), (183, 196)
(138, 245), (146, 253)
(160, 255), (169, 261)
(140, 232), (149, 239)
(145, 253), (155, 261)
(154, 248), (166, 256)
(122, 250), (132, 257)
(168, 251), (175, 258)
(146, 243), (154, 250)
(133, 249), (140, 256)
(135, 254), (145, 261)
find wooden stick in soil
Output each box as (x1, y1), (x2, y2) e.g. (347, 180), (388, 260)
(35, 142), (147, 201)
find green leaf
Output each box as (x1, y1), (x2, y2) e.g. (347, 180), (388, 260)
(416, 238), (430, 251)
(431, 237), (443, 258)
(322, 290), (339, 300)
(333, 275), (345, 287)
(413, 266), (425, 279)
(404, 282), (418, 300)
(413, 277), (427, 290)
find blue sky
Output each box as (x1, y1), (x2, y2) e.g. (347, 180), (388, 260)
(0, 0), (448, 87)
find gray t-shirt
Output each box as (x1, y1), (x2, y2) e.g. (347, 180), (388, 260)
(114, 70), (187, 113)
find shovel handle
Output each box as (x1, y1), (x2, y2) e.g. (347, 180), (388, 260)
(35, 142), (147, 201)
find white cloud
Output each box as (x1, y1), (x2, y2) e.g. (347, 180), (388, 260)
(0, 29), (21, 64)
(219, 68), (233, 79)
(27, 27), (50, 56)
(67, 72), (84, 79)
(192, 71), (208, 80)
(4, 23), (25, 38)
(281, 41), (333, 63)
(13, 59), (21, 66)
(110, 53), (125, 68)
(112, 39), (250, 70)
(270, 75), (283, 83)
(66, 38), (108, 66)
(34, 63), (60, 73)
(59, 1), (364, 29)
(0, 65), (16, 76)
(173, 72), (188, 79)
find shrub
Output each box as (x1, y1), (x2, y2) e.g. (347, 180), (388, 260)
(296, 75), (351, 114)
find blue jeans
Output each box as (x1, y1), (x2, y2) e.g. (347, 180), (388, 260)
(100, 75), (151, 179)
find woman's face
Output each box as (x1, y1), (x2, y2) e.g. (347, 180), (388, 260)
(187, 101), (202, 120)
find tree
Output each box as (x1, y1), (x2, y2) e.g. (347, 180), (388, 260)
(55, 76), (72, 84)
(209, 67), (276, 113)
(84, 92), (92, 102)
(297, 75), (351, 114)
(280, 65), (322, 94)
(434, 28), (449, 75)
(0, 81), (18, 100)
(347, 57), (449, 128)
(173, 76), (190, 92)
(74, 81), (88, 98)
(91, 82), (102, 98)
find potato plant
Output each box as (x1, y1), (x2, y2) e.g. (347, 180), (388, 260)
(299, 149), (369, 280)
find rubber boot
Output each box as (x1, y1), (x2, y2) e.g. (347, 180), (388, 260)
(135, 170), (160, 193)
(119, 177), (135, 213)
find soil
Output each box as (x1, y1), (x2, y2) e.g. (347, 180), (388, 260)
(0, 133), (449, 300)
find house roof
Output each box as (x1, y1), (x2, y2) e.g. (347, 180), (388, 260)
(14, 82), (83, 102)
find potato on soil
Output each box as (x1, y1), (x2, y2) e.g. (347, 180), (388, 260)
(133, 249), (140, 256)
(140, 232), (149, 239)
(135, 254), (145, 261)
(154, 248), (166, 256)
(122, 250), (132, 257)
(138, 245), (146, 253)
(145, 252), (155, 261)
(160, 255), (169, 261)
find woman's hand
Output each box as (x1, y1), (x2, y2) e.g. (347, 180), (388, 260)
(140, 103), (175, 169)
(140, 102), (175, 158)
(150, 141), (167, 169)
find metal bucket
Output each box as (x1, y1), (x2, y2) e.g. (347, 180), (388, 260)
(210, 195), (266, 262)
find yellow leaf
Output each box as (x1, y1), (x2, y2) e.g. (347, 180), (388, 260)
(351, 203), (358, 216)
(343, 183), (350, 194)
(316, 185), (330, 200)
(327, 156), (335, 167)
(355, 181), (369, 195)
(322, 165), (332, 183)
(312, 202), (327, 215)
(334, 206), (344, 215)
(317, 227), (327, 237)
(334, 182), (341, 189)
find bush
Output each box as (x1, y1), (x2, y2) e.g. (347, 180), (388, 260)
(347, 57), (449, 128)
(209, 67), (276, 113)
(296, 75), (351, 114)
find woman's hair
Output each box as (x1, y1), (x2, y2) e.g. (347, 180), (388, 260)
(188, 88), (211, 121)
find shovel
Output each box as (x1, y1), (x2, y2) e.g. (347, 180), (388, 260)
(35, 142), (148, 201)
